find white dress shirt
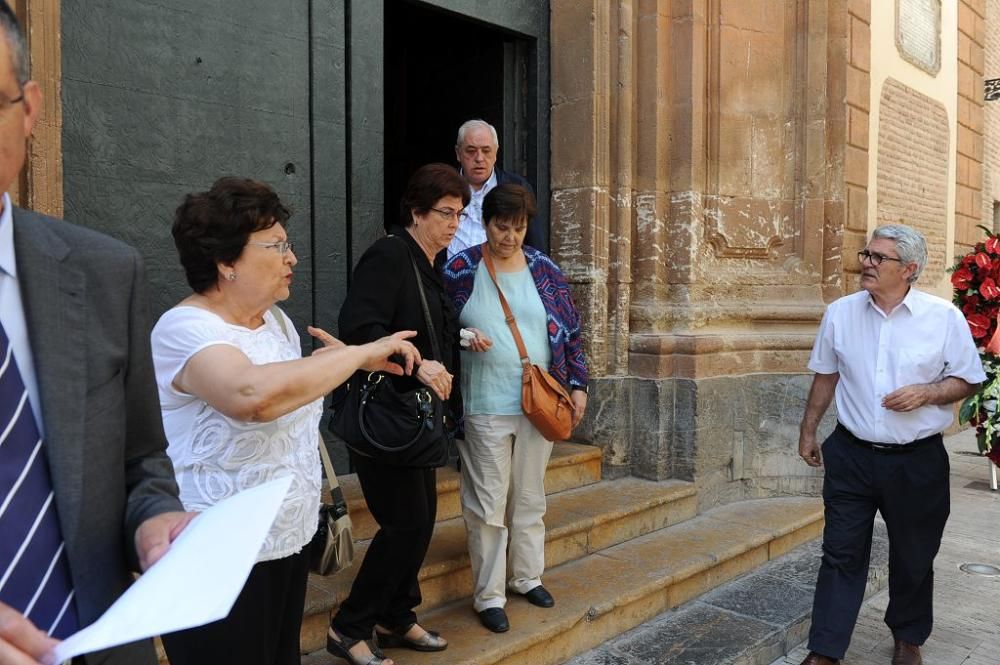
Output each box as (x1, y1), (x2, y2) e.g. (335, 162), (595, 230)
(0, 192), (44, 432)
(448, 169), (498, 258)
(809, 287), (986, 444)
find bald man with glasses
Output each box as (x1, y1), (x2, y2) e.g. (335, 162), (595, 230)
(796, 224), (985, 665)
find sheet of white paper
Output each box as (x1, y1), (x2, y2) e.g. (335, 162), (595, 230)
(52, 475), (293, 662)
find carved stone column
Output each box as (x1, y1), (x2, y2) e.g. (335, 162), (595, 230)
(551, 0), (850, 505)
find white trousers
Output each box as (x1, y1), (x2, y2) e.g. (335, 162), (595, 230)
(458, 414), (554, 611)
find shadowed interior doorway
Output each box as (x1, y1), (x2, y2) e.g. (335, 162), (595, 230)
(384, 0), (529, 233)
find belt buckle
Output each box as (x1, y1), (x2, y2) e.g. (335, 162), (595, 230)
(870, 442), (894, 454)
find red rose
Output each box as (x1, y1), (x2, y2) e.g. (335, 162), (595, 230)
(952, 267), (974, 290)
(967, 313), (992, 338)
(987, 236), (1000, 254)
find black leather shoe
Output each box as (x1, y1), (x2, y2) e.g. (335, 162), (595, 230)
(519, 585), (555, 608)
(478, 608), (510, 633)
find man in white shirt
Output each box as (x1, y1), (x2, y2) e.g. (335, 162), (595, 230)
(448, 119), (545, 257)
(0, 5), (191, 663)
(796, 225), (985, 665)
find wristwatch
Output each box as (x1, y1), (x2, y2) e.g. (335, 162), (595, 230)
(570, 383), (588, 394)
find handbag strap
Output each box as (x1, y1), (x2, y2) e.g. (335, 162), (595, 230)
(392, 236), (442, 363)
(269, 305), (291, 342)
(480, 243), (531, 368)
(318, 435), (341, 492)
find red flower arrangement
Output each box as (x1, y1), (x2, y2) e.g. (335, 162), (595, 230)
(951, 226), (1000, 467)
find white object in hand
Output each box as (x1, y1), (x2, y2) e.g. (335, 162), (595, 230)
(459, 328), (477, 348)
(51, 476), (293, 662)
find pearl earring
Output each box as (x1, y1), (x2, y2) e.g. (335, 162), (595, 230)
(227, 273), (237, 281)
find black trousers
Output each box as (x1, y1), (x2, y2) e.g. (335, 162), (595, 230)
(807, 426), (950, 660)
(161, 549), (311, 665)
(331, 453), (437, 640)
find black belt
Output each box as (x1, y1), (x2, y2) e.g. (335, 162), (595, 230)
(835, 423), (941, 454)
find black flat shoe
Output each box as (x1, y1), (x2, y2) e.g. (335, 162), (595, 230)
(326, 626), (392, 665)
(519, 585), (555, 608)
(478, 607), (510, 633)
(375, 622), (448, 652)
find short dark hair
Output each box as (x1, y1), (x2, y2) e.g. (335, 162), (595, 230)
(482, 183), (536, 226)
(398, 163), (470, 228)
(173, 177), (291, 293)
(0, 2), (29, 84)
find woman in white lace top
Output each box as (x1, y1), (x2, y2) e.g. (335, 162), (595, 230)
(150, 177), (420, 665)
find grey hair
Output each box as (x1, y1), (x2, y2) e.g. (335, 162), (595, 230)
(870, 224), (927, 283)
(0, 3), (28, 85)
(456, 119), (498, 148)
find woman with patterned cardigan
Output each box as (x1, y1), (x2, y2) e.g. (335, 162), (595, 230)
(442, 183), (589, 634)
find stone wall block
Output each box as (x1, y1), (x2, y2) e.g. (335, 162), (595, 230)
(749, 117), (788, 199)
(849, 15), (871, 72)
(846, 65), (871, 112)
(959, 30), (974, 65)
(630, 378), (677, 481)
(959, 60), (977, 101)
(846, 184), (868, 232)
(576, 377), (632, 479)
(716, 115), (752, 196)
(550, 97), (603, 189)
(847, 0), (871, 23)
(969, 157), (984, 190)
(550, 0), (599, 105)
(959, 123), (981, 160)
(845, 144), (869, 187)
(848, 106), (869, 150)
(806, 120), (831, 197)
(972, 35), (986, 74)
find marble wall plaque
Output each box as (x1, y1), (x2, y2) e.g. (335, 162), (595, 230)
(896, 0), (941, 75)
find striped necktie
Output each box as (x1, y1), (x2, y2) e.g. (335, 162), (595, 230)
(0, 321), (78, 638)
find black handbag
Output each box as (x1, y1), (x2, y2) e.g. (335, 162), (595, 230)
(329, 240), (450, 468)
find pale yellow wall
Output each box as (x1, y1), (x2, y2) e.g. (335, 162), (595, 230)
(867, 0), (958, 299)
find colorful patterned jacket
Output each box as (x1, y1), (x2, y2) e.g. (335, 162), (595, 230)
(442, 243), (589, 390)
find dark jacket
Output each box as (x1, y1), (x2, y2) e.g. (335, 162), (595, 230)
(13, 208), (184, 665)
(495, 168), (546, 252)
(337, 226), (462, 418)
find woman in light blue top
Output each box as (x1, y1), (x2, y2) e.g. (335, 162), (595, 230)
(442, 184), (589, 634)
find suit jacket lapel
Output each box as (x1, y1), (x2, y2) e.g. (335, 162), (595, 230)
(12, 208), (87, 547)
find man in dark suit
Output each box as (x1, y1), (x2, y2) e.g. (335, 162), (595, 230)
(448, 119), (546, 256)
(0, 5), (192, 663)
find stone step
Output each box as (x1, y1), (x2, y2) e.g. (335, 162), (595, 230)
(339, 442), (603, 541)
(570, 522), (888, 665)
(301, 496), (823, 665)
(299, 476), (698, 654)
(156, 442), (603, 665)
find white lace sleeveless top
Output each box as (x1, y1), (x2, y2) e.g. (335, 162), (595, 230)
(151, 305), (323, 561)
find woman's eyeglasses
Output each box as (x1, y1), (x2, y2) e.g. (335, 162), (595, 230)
(247, 241), (295, 255)
(429, 207), (465, 221)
